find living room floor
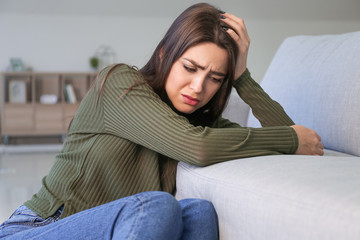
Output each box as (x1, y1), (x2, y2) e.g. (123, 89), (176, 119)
(0, 144), (61, 222)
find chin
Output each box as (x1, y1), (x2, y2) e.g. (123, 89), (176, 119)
(175, 105), (197, 115)
(179, 109), (196, 114)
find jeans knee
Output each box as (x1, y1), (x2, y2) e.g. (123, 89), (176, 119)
(132, 191), (183, 237)
(131, 191), (181, 220)
(180, 198), (218, 222)
(179, 199), (219, 239)
(181, 199), (215, 212)
(196, 199), (216, 213)
(145, 191), (182, 217)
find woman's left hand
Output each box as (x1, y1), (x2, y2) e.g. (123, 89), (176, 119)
(220, 12), (251, 81)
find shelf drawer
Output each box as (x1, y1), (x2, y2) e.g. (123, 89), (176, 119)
(34, 104), (63, 132)
(2, 104), (34, 133)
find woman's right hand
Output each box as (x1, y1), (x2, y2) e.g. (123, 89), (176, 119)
(220, 12), (250, 81)
(290, 125), (324, 156)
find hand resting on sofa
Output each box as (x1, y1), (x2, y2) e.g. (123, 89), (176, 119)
(291, 124), (324, 156)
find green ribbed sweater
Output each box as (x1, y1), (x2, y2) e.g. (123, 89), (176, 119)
(25, 65), (298, 219)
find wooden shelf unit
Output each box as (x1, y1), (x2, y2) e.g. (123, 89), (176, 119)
(1, 72), (97, 143)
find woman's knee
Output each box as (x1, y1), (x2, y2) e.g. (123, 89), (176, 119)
(180, 198), (217, 216)
(112, 191), (183, 239)
(179, 198), (218, 228)
(179, 199), (219, 240)
(136, 191), (182, 219)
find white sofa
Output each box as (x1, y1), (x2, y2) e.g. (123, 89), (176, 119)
(176, 31), (360, 240)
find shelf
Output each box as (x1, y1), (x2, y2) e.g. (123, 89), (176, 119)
(1, 71), (97, 140)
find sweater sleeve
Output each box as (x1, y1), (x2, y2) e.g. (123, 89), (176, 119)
(233, 69), (295, 127)
(101, 65), (298, 167)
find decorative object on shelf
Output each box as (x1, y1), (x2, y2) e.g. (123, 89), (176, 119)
(89, 56), (99, 70)
(10, 58), (26, 72)
(40, 94), (57, 104)
(9, 79), (26, 103)
(64, 84), (77, 103)
(93, 45), (117, 70)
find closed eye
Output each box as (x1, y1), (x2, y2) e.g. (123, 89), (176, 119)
(184, 65), (196, 72)
(209, 75), (223, 83)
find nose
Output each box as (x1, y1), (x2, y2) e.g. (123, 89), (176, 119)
(190, 75), (205, 93)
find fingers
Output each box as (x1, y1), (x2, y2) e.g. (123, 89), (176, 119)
(317, 142), (324, 156)
(314, 132), (324, 156)
(291, 125), (324, 156)
(220, 12), (251, 79)
(220, 13), (250, 46)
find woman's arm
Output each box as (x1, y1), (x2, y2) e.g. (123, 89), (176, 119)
(213, 69), (294, 128)
(100, 66), (298, 167)
(220, 13), (293, 127)
(234, 69), (295, 127)
(220, 12), (323, 156)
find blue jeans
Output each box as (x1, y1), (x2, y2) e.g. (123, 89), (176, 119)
(0, 191), (218, 240)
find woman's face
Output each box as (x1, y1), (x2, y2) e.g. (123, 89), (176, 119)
(165, 42), (228, 114)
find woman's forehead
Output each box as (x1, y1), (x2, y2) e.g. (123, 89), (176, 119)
(180, 42), (228, 73)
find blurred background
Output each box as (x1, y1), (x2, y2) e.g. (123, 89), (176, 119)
(0, 0), (359, 222)
(1, 0), (360, 81)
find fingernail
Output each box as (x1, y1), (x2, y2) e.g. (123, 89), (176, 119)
(220, 15), (226, 19)
(222, 26), (228, 31)
(219, 10), (226, 14)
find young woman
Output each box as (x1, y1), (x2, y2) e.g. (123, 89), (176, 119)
(0, 3), (323, 240)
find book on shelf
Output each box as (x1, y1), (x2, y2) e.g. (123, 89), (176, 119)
(64, 84), (77, 103)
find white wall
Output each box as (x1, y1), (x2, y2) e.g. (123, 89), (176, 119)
(1, 1), (359, 81)
(246, 20), (360, 81)
(0, 14), (167, 72)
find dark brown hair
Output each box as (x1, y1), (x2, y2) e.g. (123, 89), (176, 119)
(85, 3), (239, 183)
(140, 2), (238, 125)
(74, 3), (238, 130)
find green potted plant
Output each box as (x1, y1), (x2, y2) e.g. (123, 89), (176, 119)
(89, 56), (99, 70)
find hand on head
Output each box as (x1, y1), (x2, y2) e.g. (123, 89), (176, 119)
(290, 125), (324, 156)
(220, 12), (251, 80)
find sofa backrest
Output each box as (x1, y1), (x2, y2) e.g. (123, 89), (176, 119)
(222, 90), (250, 127)
(247, 31), (360, 156)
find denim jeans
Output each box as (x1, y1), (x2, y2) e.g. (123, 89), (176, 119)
(0, 191), (218, 240)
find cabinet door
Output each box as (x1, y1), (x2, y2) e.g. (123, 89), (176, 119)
(2, 104), (34, 134)
(34, 104), (63, 133)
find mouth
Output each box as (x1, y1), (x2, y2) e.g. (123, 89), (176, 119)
(182, 94), (200, 106)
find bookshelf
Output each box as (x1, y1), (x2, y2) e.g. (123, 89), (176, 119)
(0, 72), (97, 143)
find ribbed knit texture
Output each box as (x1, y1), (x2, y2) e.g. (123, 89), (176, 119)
(25, 65), (298, 219)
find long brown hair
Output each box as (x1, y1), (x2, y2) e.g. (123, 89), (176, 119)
(140, 2), (238, 125)
(75, 3), (239, 186)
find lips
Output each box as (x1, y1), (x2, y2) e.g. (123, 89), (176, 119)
(182, 94), (200, 106)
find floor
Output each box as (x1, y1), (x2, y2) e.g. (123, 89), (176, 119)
(0, 144), (62, 222)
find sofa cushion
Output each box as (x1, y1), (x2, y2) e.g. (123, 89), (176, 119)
(247, 31), (360, 156)
(176, 155), (360, 240)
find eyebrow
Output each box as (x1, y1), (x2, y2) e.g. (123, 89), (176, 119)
(183, 58), (226, 77)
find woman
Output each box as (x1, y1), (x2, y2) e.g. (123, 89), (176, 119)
(0, 3), (323, 239)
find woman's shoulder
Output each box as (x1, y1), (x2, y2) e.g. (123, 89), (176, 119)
(110, 63), (137, 73)
(104, 64), (140, 78)
(100, 64), (145, 86)
(97, 64), (158, 100)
